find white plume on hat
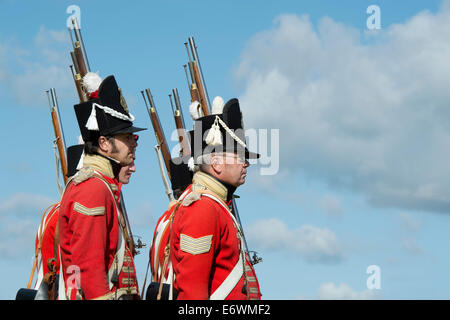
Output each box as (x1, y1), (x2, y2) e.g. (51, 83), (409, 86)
(189, 101), (202, 120)
(211, 96), (225, 114)
(82, 72), (102, 94)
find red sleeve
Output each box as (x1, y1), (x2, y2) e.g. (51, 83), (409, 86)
(40, 208), (59, 275)
(150, 209), (170, 281)
(171, 198), (220, 300)
(66, 179), (115, 299)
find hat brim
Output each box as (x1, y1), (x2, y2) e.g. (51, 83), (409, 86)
(246, 150), (260, 159)
(111, 125), (147, 135)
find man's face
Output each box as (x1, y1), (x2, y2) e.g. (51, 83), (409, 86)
(119, 160), (136, 184)
(108, 133), (137, 166)
(215, 152), (249, 187)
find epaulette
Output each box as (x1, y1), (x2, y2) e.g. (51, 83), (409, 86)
(182, 192), (202, 207)
(72, 166), (95, 185)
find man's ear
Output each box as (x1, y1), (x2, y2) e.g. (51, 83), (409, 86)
(97, 136), (110, 153)
(210, 154), (224, 175)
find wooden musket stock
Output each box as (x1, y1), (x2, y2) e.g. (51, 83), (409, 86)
(142, 89), (172, 179)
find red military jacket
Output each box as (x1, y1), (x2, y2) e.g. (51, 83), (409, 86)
(58, 154), (138, 300)
(150, 187), (192, 284)
(170, 172), (261, 300)
(150, 204), (175, 283)
(33, 203), (60, 289)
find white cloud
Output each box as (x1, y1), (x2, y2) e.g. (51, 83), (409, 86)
(0, 26), (73, 107)
(235, 3), (450, 214)
(401, 237), (424, 255)
(317, 282), (380, 300)
(0, 193), (55, 218)
(319, 194), (343, 217)
(0, 193), (55, 259)
(246, 218), (345, 264)
(399, 212), (423, 233)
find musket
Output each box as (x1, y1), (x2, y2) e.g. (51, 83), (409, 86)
(69, 17), (90, 76)
(232, 196), (262, 265)
(68, 17), (90, 102)
(141, 89), (172, 179)
(69, 65), (87, 103)
(46, 88), (68, 187)
(183, 64), (200, 105)
(155, 145), (175, 203)
(120, 192), (146, 256)
(184, 37), (210, 116)
(169, 89), (191, 157)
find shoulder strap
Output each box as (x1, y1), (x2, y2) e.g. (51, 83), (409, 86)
(27, 203), (58, 289)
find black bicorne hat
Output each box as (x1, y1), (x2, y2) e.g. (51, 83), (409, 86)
(74, 75), (146, 142)
(66, 144), (85, 177)
(190, 98), (260, 162)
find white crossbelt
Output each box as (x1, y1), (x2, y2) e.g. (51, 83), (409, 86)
(201, 193), (246, 300)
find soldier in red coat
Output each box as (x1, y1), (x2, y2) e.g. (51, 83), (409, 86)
(168, 97), (262, 300)
(149, 155), (193, 294)
(58, 75), (145, 300)
(32, 144), (84, 291)
(33, 147), (137, 292)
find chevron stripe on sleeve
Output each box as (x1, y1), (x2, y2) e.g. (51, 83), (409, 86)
(180, 234), (213, 255)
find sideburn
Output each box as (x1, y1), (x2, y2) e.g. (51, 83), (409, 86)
(109, 137), (119, 154)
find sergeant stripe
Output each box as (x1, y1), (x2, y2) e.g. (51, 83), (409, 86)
(122, 266), (135, 273)
(121, 278), (134, 285)
(248, 287), (259, 294)
(73, 203), (105, 216)
(180, 234), (213, 255)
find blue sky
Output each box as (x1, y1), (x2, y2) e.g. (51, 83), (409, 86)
(1, 0), (449, 299)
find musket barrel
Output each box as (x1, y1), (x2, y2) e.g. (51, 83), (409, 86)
(70, 51), (80, 74)
(171, 88), (190, 157)
(172, 88), (186, 127)
(188, 37), (211, 110)
(168, 94), (175, 115)
(183, 64), (191, 88)
(173, 88), (182, 111)
(143, 88), (172, 178)
(48, 88), (68, 184)
(74, 42), (87, 77)
(45, 90), (52, 111)
(71, 17), (90, 72)
(145, 88), (156, 109)
(154, 145), (175, 202)
(50, 88), (67, 154)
